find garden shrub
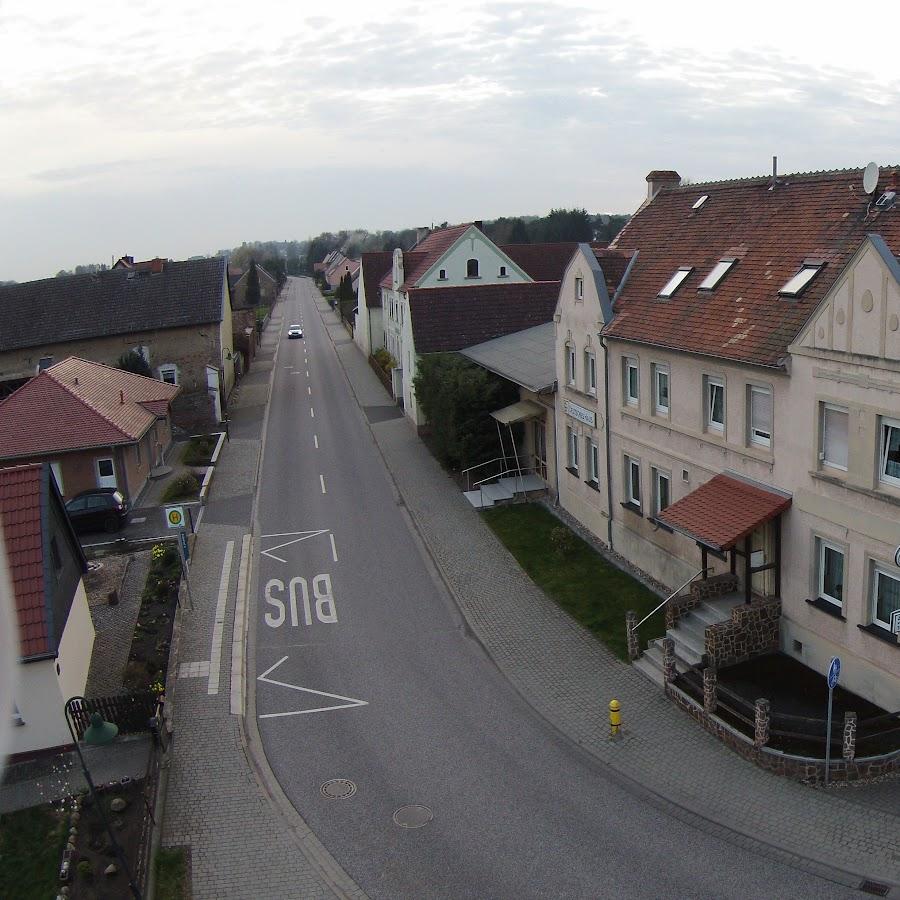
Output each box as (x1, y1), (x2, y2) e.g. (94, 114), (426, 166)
(161, 473), (200, 502)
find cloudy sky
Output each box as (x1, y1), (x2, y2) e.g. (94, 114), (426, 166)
(1, 0), (898, 281)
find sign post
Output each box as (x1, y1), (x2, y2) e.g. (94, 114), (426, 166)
(824, 656), (841, 786)
(164, 505), (194, 610)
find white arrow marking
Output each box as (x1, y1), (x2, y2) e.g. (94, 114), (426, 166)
(260, 529), (330, 563)
(257, 656), (368, 718)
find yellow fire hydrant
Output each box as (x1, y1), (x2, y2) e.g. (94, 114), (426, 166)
(609, 699), (621, 737)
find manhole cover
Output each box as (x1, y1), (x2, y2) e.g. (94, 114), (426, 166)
(393, 805), (433, 828)
(320, 779), (356, 800)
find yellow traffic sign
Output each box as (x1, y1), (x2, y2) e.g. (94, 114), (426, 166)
(165, 505), (185, 529)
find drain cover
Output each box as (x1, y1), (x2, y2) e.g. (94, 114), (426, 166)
(393, 805), (433, 828)
(320, 779), (356, 800)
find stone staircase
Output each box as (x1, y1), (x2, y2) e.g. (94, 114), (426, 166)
(464, 473), (546, 508)
(633, 580), (743, 686)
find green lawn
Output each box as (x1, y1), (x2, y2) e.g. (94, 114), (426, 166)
(0, 804), (69, 900)
(482, 503), (664, 659)
(155, 846), (189, 899)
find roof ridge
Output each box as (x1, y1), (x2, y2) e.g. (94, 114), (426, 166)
(678, 164), (900, 191)
(44, 368), (136, 443)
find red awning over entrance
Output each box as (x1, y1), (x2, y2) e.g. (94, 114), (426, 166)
(656, 473), (791, 552)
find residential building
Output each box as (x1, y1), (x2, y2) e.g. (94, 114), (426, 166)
(0, 357), (180, 504)
(229, 262), (278, 373)
(0, 256), (235, 428)
(4, 463), (93, 756)
(354, 251), (394, 358)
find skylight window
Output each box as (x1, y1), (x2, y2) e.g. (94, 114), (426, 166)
(699, 258), (736, 291)
(658, 267), (692, 298)
(692, 195), (709, 210)
(779, 264), (822, 297)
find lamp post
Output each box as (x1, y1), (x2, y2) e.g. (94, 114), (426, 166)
(63, 697), (142, 899)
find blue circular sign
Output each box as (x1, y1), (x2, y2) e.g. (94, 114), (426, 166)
(827, 656), (841, 690)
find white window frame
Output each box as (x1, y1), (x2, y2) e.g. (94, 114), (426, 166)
(706, 377), (725, 433)
(585, 350), (597, 395)
(651, 467), (670, 517)
(159, 364), (179, 385)
(748, 385), (772, 448)
(498, 265), (507, 277)
(653, 364), (670, 416)
(879, 416), (900, 488)
(871, 563), (900, 630)
(820, 403), (849, 472)
(816, 538), (845, 608)
(624, 455), (641, 508)
(658, 266), (692, 298)
(566, 344), (576, 386)
(624, 358), (639, 407)
(698, 258), (736, 291)
(567, 426), (579, 473)
(779, 264), (822, 297)
(575, 276), (584, 301)
(588, 439), (599, 484)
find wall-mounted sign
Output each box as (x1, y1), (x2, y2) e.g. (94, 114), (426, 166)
(564, 399), (596, 428)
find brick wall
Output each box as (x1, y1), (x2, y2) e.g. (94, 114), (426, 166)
(667, 572), (739, 628)
(705, 597), (780, 667)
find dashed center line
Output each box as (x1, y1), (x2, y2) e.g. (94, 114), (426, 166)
(329, 533), (338, 562)
(314, 434), (319, 448)
(310, 407), (315, 418)
(308, 386), (312, 395)
(320, 474), (327, 494)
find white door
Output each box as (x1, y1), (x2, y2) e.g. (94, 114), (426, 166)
(96, 457), (117, 489)
(206, 365), (223, 423)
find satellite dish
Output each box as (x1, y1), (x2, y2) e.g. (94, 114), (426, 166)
(863, 161), (879, 195)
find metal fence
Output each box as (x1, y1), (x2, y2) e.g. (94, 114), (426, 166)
(67, 692), (158, 740)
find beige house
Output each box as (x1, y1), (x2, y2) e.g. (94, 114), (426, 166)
(0, 256), (234, 428)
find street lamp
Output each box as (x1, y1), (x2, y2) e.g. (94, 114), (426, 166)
(63, 697), (142, 899)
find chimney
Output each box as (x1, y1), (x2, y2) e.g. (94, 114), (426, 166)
(473, 220), (484, 232)
(646, 170), (682, 201)
(149, 257), (165, 274)
(120, 390), (125, 404)
(415, 227), (430, 245)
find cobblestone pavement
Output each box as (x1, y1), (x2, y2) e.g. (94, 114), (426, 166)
(85, 551), (150, 697)
(160, 309), (340, 899)
(319, 295), (900, 891)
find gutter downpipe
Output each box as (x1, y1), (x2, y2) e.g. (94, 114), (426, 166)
(599, 335), (613, 550)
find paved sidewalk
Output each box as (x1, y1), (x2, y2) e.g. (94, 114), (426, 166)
(317, 293), (900, 891)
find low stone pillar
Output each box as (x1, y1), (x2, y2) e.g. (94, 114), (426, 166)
(662, 637), (676, 684)
(843, 711), (857, 761)
(754, 698), (770, 748)
(626, 611), (640, 661)
(703, 666), (717, 714)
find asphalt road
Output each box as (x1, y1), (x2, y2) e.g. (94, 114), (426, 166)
(251, 277), (856, 899)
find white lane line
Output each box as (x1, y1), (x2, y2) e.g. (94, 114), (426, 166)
(307, 386), (312, 395)
(320, 474), (327, 494)
(314, 434), (319, 449)
(129, 516), (147, 524)
(330, 533), (338, 562)
(207, 540), (236, 695)
(230, 534), (252, 715)
(310, 407), (315, 418)
(306, 370), (309, 377)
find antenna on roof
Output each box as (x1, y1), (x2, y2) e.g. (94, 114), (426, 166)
(863, 161), (879, 195)
(768, 155), (778, 191)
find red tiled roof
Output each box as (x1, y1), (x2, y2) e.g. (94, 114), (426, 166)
(379, 225), (475, 290)
(605, 166), (900, 366)
(657, 473), (791, 551)
(408, 282), (560, 353)
(0, 357), (180, 459)
(500, 242), (579, 282)
(594, 248), (634, 298)
(0, 464), (48, 657)
(360, 252), (393, 309)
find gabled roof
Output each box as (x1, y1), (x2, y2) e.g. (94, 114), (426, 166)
(379, 225), (475, 291)
(500, 243), (580, 283)
(361, 250), (394, 309)
(0, 257), (228, 352)
(407, 282), (559, 353)
(1, 463), (85, 659)
(0, 357), (180, 459)
(604, 166), (900, 366)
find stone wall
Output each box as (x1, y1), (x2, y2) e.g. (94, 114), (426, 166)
(666, 572), (739, 628)
(667, 682), (900, 786)
(705, 597), (780, 667)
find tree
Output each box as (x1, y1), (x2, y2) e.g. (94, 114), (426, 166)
(536, 208), (593, 242)
(412, 354), (519, 470)
(509, 218), (530, 244)
(246, 259), (261, 308)
(336, 271), (355, 322)
(117, 350), (152, 378)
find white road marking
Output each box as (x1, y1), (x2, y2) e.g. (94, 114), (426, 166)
(330, 533), (338, 562)
(207, 540), (236, 695)
(306, 370), (309, 377)
(307, 385), (312, 395)
(257, 656), (367, 718)
(129, 516), (147, 524)
(310, 407), (315, 418)
(314, 434), (319, 448)
(320, 474), (327, 494)
(230, 533), (252, 715)
(179, 660), (210, 678)
(260, 529), (330, 563)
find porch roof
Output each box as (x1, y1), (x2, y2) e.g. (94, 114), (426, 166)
(656, 473), (791, 552)
(459, 322), (556, 392)
(490, 399), (545, 425)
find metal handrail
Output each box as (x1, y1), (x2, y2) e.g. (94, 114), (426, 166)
(472, 465), (537, 490)
(631, 567), (710, 634)
(462, 455), (515, 491)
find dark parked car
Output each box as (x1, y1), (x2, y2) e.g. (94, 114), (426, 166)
(65, 489), (129, 534)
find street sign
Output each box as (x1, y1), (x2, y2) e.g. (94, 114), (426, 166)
(827, 656), (841, 690)
(179, 530), (190, 562)
(164, 505), (185, 529)
(891, 608), (900, 635)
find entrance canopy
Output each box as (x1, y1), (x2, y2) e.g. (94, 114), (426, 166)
(657, 473), (791, 552)
(490, 399), (545, 426)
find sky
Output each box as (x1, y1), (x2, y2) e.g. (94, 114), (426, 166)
(1, 0), (899, 282)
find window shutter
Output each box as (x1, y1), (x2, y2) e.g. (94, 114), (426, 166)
(751, 388), (771, 434)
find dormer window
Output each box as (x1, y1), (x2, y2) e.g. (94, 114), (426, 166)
(438, 268), (447, 280)
(779, 264), (822, 297)
(699, 258), (736, 291)
(466, 259), (480, 278)
(498, 265), (507, 277)
(658, 267), (692, 298)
